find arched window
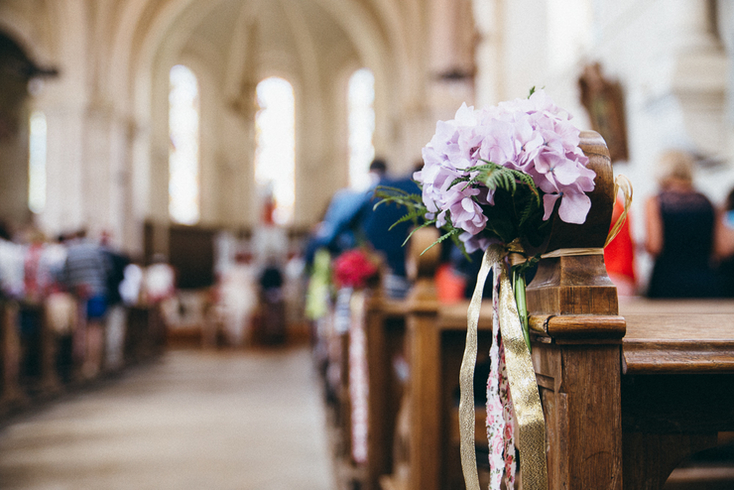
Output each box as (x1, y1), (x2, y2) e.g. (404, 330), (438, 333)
(169, 64), (200, 225)
(348, 68), (375, 190)
(254, 77), (296, 225)
(28, 111), (47, 214)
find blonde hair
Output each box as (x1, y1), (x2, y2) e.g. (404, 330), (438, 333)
(657, 149), (694, 188)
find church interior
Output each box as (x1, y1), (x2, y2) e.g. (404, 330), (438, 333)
(1, 0), (734, 489)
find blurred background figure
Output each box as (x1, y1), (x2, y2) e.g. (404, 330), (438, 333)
(143, 254), (176, 305)
(644, 150), (719, 298)
(304, 184), (368, 266)
(18, 226), (52, 382)
(42, 233), (76, 382)
(362, 158), (421, 299)
(62, 230), (112, 378)
(100, 231), (131, 372)
(0, 221), (24, 301)
(217, 251), (257, 348)
(258, 256), (286, 345)
(64, 230), (112, 378)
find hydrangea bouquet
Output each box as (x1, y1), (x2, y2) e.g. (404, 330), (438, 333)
(377, 89), (598, 490)
(383, 88), (595, 255)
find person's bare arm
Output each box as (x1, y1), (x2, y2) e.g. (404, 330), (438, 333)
(714, 208), (734, 259)
(644, 195), (663, 257)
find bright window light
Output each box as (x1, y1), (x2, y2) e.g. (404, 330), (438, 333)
(28, 111), (47, 214)
(348, 68), (375, 190)
(169, 64), (200, 225)
(254, 77), (296, 225)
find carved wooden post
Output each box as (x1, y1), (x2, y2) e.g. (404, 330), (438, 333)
(404, 227), (442, 490)
(1, 301), (29, 412)
(526, 131), (626, 490)
(364, 287), (406, 490)
(39, 303), (62, 396)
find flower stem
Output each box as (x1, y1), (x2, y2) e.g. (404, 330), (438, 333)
(513, 268), (531, 352)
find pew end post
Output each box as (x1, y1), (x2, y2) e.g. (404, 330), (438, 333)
(403, 227), (443, 490)
(525, 130), (626, 490)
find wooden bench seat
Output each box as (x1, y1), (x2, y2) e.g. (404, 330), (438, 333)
(370, 131), (734, 489)
(620, 299), (734, 374)
(348, 256), (734, 490)
(616, 299), (734, 489)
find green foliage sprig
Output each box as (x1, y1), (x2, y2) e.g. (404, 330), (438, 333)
(374, 159), (548, 258)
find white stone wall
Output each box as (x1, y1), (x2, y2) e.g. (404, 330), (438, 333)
(10, 0), (728, 280)
(473, 0), (734, 290)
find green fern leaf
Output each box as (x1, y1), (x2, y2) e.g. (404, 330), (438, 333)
(401, 219), (437, 247)
(420, 228), (460, 255)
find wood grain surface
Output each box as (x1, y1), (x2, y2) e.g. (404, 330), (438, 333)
(619, 298), (734, 374)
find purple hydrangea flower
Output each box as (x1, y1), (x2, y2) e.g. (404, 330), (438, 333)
(415, 90), (596, 249)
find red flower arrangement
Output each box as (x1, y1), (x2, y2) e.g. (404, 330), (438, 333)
(333, 248), (380, 289)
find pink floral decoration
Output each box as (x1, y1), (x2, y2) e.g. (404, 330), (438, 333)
(333, 249), (379, 289)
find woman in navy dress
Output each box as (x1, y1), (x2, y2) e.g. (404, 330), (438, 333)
(644, 150), (719, 298)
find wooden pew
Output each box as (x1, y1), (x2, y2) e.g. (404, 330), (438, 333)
(525, 131), (734, 489)
(329, 234), (439, 490)
(0, 300), (28, 414)
(619, 299), (734, 489)
(0, 297), (164, 422)
(384, 129), (734, 490)
(527, 262), (734, 490)
(347, 259), (734, 490)
(327, 279), (410, 490)
(371, 229), (497, 490)
(363, 292), (408, 490)
(318, 286), (361, 486)
(126, 304), (165, 363)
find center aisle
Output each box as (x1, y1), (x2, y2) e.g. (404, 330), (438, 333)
(0, 346), (336, 490)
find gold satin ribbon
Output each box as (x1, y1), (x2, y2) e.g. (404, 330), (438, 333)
(460, 246), (548, 490)
(459, 247), (496, 490)
(496, 261), (548, 489)
(541, 247), (603, 258)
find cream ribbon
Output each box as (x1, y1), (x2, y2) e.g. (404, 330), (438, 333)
(458, 247), (496, 490)
(459, 245), (548, 490)
(606, 173), (634, 248)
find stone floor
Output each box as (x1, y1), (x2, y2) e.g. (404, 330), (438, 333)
(0, 347), (337, 490)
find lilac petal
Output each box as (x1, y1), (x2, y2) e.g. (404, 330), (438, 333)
(461, 196), (476, 213)
(542, 193), (561, 221)
(552, 159), (583, 185)
(558, 191), (592, 224)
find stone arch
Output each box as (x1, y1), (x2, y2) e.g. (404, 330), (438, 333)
(105, 0), (425, 230)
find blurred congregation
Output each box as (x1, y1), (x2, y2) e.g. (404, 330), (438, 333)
(2, 0), (734, 489)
